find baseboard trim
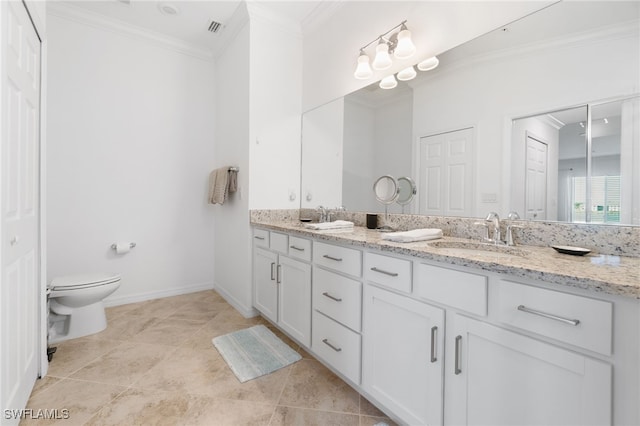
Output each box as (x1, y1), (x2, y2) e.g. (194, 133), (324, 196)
(213, 284), (258, 318)
(103, 281), (215, 307)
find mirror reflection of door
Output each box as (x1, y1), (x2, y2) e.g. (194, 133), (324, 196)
(525, 134), (548, 220)
(418, 127), (474, 217)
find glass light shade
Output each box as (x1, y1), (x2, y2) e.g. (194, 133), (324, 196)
(394, 29), (416, 59)
(372, 42), (392, 70)
(417, 56), (440, 71)
(379, 74), (397, 90)
(354, 53), (373, 79)
(397, 66), (416, 81)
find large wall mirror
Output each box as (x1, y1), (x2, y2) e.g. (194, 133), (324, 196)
(300, 1), (640, 225)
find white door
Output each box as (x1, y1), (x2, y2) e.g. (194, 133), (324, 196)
(419, 128), (474, 217)
(253, 247), (278, 323)
(1, 0), (42, 419)
(362, 285), (445, 425)
(278, 256), (311, 347)
(446, 315), (612, 426)
(525, 135), (548, 220)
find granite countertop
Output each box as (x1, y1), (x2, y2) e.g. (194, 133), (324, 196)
(251, 220), (640, 300)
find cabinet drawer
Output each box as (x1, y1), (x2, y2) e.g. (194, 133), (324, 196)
(365, 252), (412, 293)
(288, 236), (311, 262)
(312, 310), (361, 385)
(313, 241), (362, 277)
(313, 267), (362, 332)
(497, 281), (612, 356)
(252, 229), (269, 248)
(270, 232), (288, 254)
(414, 263), (488, 316)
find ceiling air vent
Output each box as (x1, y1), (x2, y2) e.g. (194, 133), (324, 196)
(207, 20), (223, 34)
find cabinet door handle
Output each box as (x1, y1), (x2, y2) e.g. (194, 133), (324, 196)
(290, 245), (305, 251)
(454, 335), (462, 375)
(430, 326), (438, 363)
(270, 262), (276, 281)
(322, 338), (342, 352)
(370, 267), (398, 277)
(276, 264), (282, 284)
(517, 305), (580, 326)
(254, 236), (265, 240)
(322, 292), (342, 302)
(322, 254), (343, 262)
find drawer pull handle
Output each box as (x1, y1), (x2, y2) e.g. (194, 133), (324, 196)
(254, 236), (265, 240)
(430, 326), (438, 363)
(454, 335), (462, 375)
(270, 262), (276, 281)
(322, 338), (342, 352)
(370, 267), (398, 277)
(322, 292), (342, 302)
(323, 254), (343, 262)
(290, 245), (305, 252)
(517, 305), (580, 326)
(276, 264), (282, 284)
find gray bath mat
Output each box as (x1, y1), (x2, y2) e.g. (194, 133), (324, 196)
(212, 324), (301, 383)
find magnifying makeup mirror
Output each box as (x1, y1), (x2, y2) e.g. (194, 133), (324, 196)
(373, 175), (399, 231)
(396, 176), (417, 213)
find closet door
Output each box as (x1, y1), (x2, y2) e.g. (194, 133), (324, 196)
(1, 0), (42, 420)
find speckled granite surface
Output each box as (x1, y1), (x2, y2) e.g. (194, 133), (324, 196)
(250, 210), (640, 300)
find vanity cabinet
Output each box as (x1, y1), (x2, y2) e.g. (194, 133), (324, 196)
(446, 314), (612, 426)
(253, 230), (311, 347)
(362, 284), (445, 426)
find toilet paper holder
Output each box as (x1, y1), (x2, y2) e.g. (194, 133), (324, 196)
(111, 242), (136, 250)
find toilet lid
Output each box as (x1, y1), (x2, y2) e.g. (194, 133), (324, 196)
(50, 273), (121, 290)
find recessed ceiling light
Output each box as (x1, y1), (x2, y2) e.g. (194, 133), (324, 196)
(158, 2), (180, 16)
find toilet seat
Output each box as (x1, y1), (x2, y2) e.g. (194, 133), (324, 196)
(50, 273), (121, 291)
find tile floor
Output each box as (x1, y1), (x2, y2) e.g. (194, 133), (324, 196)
(23, 290), (396, 426)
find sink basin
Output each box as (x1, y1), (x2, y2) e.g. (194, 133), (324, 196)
(428, 241), (527, 258)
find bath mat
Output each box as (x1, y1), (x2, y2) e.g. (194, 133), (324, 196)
(212, 324), (301, 383)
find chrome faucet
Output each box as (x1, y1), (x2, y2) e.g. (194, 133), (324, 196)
(506, 211), (523, 246)
(485, 212), (501, 244)
(316, 205), (329, 223)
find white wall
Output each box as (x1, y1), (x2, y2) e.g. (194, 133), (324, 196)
(302, 1), (552, 111)
(248, 9), (303, 209)
(213, 9), (253, 316)
(46, 13), (216, 304)
(412, 30), (640, 218)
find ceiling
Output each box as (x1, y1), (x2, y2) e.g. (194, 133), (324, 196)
(56, 0), (328, 55)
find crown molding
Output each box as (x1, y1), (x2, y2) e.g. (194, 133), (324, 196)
(212, 1), (250, 60)
(245, 1), (302, 38)
(301, 1), (345, 36)
(47, 2), (214, 61)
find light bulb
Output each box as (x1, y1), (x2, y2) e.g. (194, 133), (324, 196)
(379, 74), (397, 90)
(397, 66), (416, 81)
(372, 41), (392, 70)
(394, 28), (416, 59)
(353, 51), (373, 80)
(417, 56), (439, 71)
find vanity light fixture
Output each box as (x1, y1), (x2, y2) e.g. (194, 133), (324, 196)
(354, 20), (415, 79)
(379, 74), (398, 90)
(417, 56), (439, 71)
(397, 66), (417, 81)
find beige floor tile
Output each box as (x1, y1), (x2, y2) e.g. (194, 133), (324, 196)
(70, 341), (173, 387)
(359, 395), (388, 417)
(88, 314), (162, 342)
(270, 406), (360, 426)
(132, 347), (226, 395)
(25, 376), (61, 401)
(203, 361), (293, 403)
(85, 388), (191, 426)
(104, 303), (139, 321)
(22, 378), (126, 426)
(124, 297), (186, 319)
(278, 359), (360, 414)
(212, 308), (267, 326)
(166, 300), (229, 322)
(359, 415), (397, 426)
(182, 321), (249, 351)
(47, 338), (124, 378)
(132, 318), (205, 347)
(183, 395), (275, 426)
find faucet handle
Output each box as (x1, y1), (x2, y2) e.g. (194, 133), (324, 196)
(506, 224), (524, 246)
(507, 211), (521, 220)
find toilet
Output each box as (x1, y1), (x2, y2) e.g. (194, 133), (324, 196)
(48, 273), (121, 344)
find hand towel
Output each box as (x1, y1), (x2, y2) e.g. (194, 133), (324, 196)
(208, 167), (229, 205)
(304, 220), (354, 231)
(381, 228), (443, 243)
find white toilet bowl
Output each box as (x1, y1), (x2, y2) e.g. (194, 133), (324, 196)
(48, 273), (121, 344)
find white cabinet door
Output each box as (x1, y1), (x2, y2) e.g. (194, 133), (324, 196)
(253, 247), (278, 323)
(446, 315), (612, 426)
(278, 255), (311, 347)
(363, 285), (445, 426)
